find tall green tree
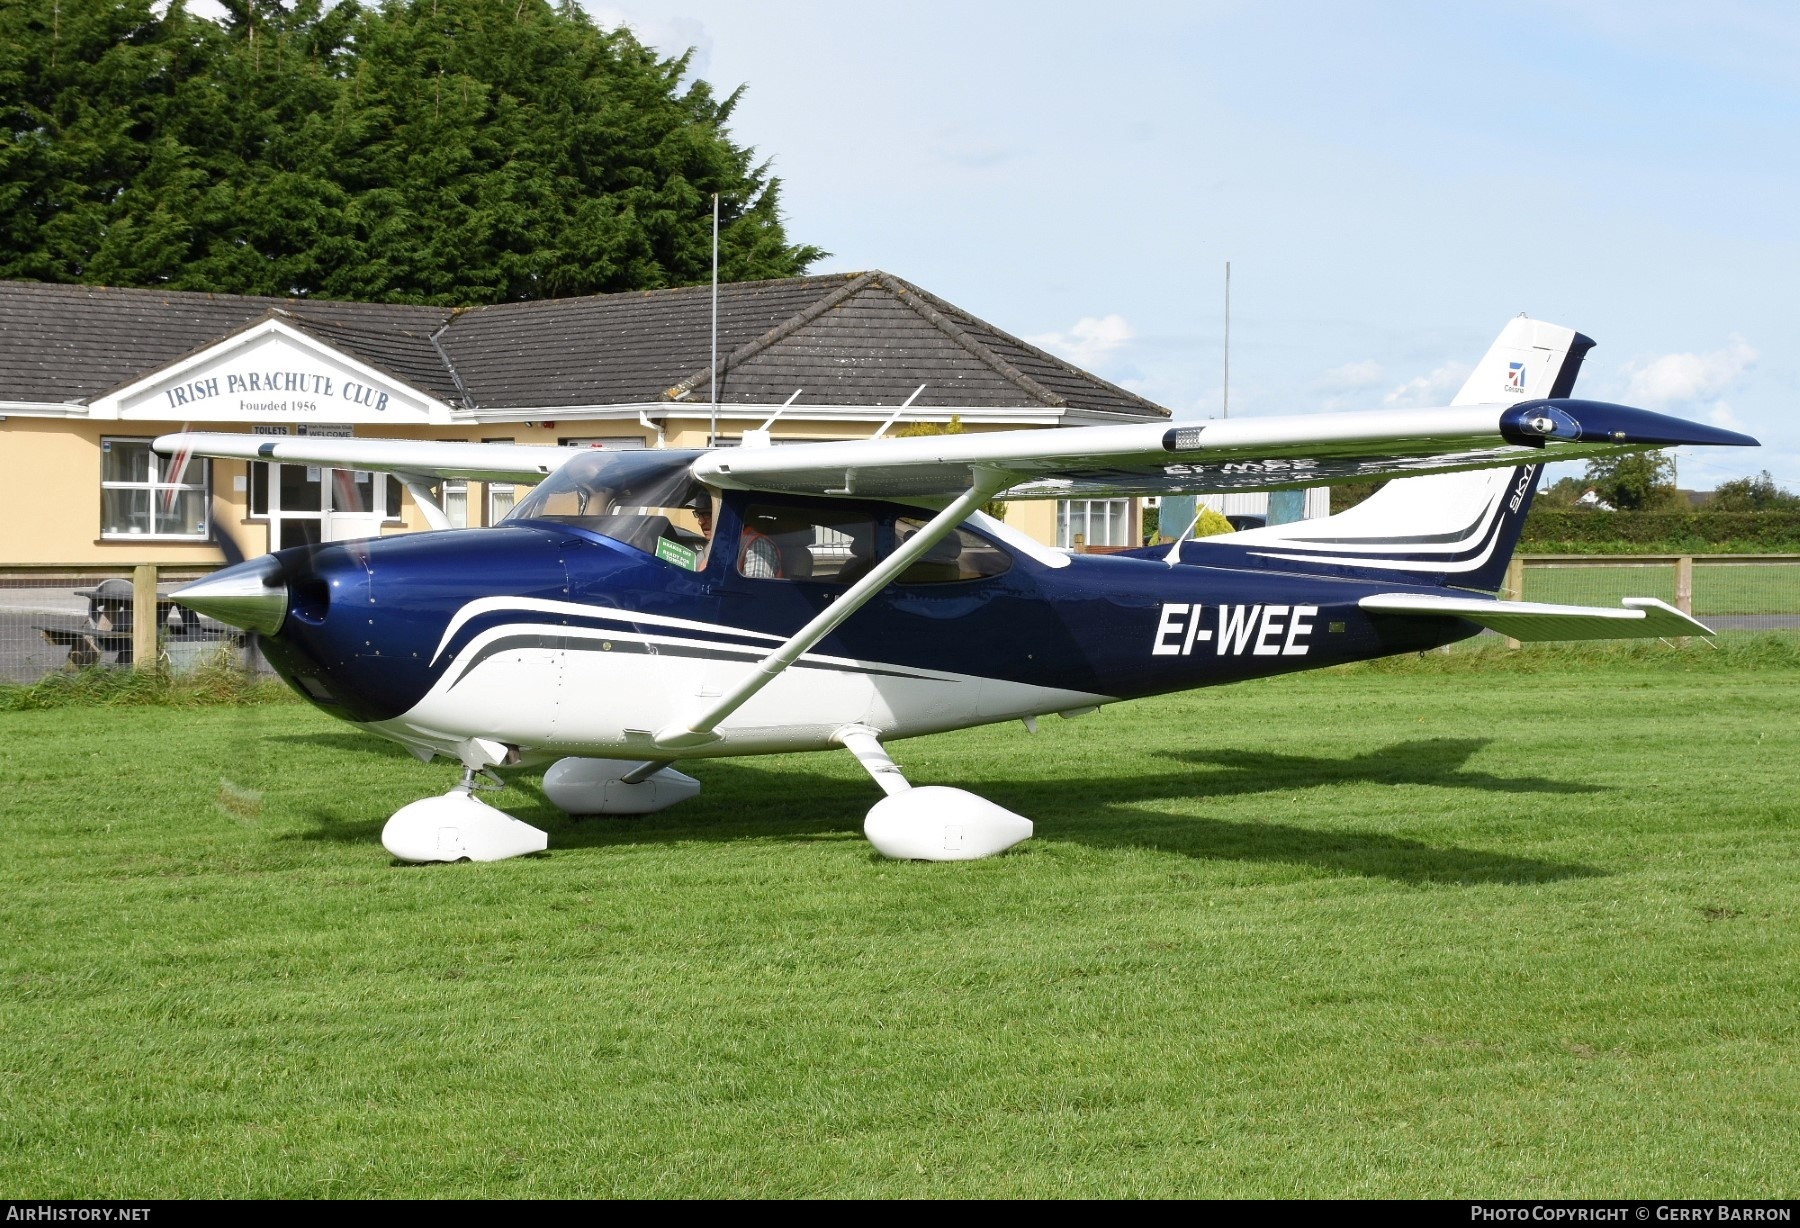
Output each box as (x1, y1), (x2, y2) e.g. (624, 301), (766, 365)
(1583, 451), (1678, 511)
(1708, 471), (1799, 512)
(0, 0), (209, 282)
(0, 0), (820, 301)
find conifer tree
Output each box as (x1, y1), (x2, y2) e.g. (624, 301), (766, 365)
(0, 0), (820, 301)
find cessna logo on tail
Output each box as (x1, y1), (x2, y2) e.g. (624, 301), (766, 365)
(1505, 361), (1527, 394)
(1152, 603), (1318, 657)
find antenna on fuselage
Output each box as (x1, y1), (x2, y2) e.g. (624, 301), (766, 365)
(742, 389), (804, 449)
(757, 389), (804, 434)
(1162, 507), (1202, 567)
(871, 384), (928, 439)
(709, 192), (720, 448)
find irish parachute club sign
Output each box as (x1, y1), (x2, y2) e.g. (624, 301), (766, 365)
(95, 316), (449, 424)
(162, 369), (398, 415)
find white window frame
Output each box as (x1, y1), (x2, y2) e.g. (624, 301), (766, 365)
(100, 436), (210, 541)
(558, 435), (647, 449)
(441, 479), (470, 529)
(249, 465), (403, 522)
(487, 482), (517, 525)
(480, 438), (524, 526)
(1056, 498), (1132, 548)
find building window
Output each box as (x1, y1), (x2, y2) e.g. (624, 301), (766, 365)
(558, 436), (647, 449)
(441, 479), (469, 528)
(1057, 498), (1131, 548)
(487, 483), (517, 524)
(100, 438), (209, 539)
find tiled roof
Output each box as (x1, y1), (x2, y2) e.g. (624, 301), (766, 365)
(0, 275), (1168, 420)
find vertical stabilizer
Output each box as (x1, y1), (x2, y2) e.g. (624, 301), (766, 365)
(1200, 318), (1595, 591)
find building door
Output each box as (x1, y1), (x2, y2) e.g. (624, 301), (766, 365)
(255, 464), (393, 551)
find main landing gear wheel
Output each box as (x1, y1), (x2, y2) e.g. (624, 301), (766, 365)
(836, 726), (1033, 861)
(542, 758), (702, 816)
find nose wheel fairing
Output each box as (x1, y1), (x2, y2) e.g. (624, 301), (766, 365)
(381, 789), (549, 863)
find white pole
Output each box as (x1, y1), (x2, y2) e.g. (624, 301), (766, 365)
(710, 192), (720, 448)
(1222, 260), (1231, 420)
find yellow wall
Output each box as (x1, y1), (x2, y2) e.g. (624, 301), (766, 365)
(1004, 499), (1059, 546)
(0, 418), (234, 566)
(0, 414), (1128, 566)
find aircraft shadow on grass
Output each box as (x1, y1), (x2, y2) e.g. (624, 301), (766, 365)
(282, 734), (1604, 886)
(1155, 738), (1605, 800)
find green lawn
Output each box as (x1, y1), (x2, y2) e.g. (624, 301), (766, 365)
(1523, 560), (1799, 616)
(2, 650), (1797, 1197)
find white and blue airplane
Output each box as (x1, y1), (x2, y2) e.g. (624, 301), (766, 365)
(158, 318), (1756, 863)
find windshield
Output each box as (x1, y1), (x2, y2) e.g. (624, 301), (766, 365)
(505, 449), (711, 559)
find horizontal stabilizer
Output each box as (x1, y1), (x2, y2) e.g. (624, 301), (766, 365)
(1360, 593), (1712, 641)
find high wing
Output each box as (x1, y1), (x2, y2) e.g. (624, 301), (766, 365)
(694, 399), (1756, 501)
(156, 396), (1755, 505)
(152, 433), (594, 484)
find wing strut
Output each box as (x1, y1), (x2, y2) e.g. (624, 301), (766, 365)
(398, 474), (453, 531)
(653, 468), (1013, 750)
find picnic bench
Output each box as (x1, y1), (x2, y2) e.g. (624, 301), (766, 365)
(36, 577), (241, 668)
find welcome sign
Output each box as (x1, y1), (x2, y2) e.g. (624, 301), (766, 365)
(97, 317), (450, 424)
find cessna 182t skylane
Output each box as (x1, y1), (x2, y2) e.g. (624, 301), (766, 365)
(159, 318), (1756, 863)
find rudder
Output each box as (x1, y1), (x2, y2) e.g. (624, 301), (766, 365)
(1199, 318), (1595, 592)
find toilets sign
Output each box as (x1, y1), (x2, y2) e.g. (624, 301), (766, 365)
(163, 369), (396, 415)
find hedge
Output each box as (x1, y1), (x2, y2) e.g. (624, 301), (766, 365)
(1520, 511), (1800, 553)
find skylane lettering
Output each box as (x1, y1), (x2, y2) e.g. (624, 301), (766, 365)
(1152, 603), (1317, 657)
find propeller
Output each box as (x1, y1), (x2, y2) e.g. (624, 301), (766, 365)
(167, 449), (388, 820)
(161, 441), (278, 822)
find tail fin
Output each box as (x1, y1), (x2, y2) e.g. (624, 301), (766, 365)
(1202, 317), (1595, 591)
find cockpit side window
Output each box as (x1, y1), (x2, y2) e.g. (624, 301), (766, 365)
(504, 449), (714, 568)
(893, 520), (1013, 584)
(737, 506), (879, 584)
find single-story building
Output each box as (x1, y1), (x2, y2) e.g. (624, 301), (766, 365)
(0, 271), (1193, 566)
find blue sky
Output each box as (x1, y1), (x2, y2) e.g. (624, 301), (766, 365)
(589, 0), (1798, 491)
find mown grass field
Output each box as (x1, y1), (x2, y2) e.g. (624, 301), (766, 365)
(1, 644), (1797, 1198)
(1522, 560), (1799, 615)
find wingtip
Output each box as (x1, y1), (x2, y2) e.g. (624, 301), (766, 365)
(1534, 399), (1761, 449)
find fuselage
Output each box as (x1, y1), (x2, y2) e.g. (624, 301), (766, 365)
(250, 491), (1478, 764)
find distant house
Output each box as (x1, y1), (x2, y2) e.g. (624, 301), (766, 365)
(0, 272), (1170, 566)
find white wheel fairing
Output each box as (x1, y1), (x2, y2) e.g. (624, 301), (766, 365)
(382, 790), (548, 863)
(864, 786), (1033, 861)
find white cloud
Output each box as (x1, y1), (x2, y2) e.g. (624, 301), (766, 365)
(1382, 360), (1472, 409)
(1621, 338), (1757, 410)
(1708, 402), (1746, 431)
(1318, 359), (1385, 390)
(1025, 314), (1135, 370)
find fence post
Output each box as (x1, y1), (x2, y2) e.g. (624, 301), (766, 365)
(1675, 555), (1694, 617)
(132, 563), (158, 671)
(1503, 556), (1524, 650)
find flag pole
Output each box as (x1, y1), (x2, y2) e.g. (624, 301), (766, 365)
(1222, 260), (1231, 420)
(710, 193), (720, 448)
